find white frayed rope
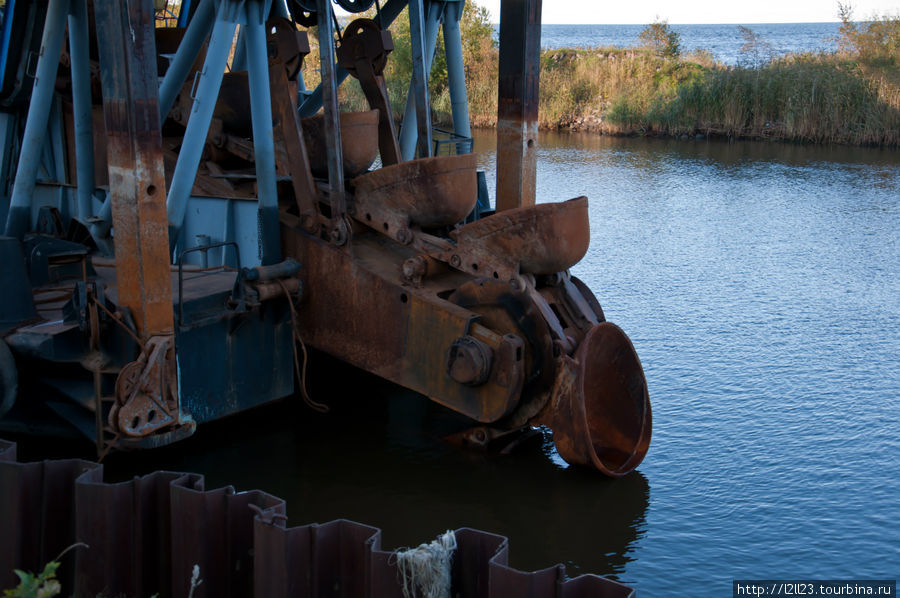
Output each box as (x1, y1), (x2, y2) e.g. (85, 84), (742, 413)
(392, 530), (457, 598)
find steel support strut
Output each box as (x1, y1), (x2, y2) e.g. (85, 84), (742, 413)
(165, 0), (238, 253)
(442, 0), (472, 153)
(158, 0), (216, 123)
(69, 0), (95, 226)
(399, 0), (443, 160)
(244, 1), (281, 265)
(406, 0), (434, 159)
(495, 0), (541, 212)
(3, 0), (69, 238)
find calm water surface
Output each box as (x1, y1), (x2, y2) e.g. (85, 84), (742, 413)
(12, 131), (900, 595)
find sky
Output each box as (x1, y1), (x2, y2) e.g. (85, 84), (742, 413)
(468, 0), (900, 24)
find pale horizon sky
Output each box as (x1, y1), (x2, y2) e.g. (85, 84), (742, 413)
(468, 0), (900, 25)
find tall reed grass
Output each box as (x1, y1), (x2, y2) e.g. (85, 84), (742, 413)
(308, 9), (900, 147)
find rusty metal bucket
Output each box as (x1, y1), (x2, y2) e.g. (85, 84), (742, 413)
(302, 109), (380, 177)
(351, 153), (477, 228)
(455, 196), (590, 275)
(535, 322), (652, 476)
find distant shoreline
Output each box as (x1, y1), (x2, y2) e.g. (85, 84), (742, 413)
(334, 12), (898, 148)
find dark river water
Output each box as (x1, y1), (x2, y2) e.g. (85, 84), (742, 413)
(11, 130), (900, 595)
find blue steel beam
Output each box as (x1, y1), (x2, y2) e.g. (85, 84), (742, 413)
(398, 0), (443, 160)
(165, 0), (238, 253)
(441, 0), (471, 152)
(244, 0), (280, 265)
(158, 0), (216, 124)
(406, 0), (433, 159)
(68, 0), (95, 225)
(3, 0), (69, 238)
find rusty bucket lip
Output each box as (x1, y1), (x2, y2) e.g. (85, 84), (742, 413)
(535, 322), (651, 477)
(454, 196), (590, 276)
(349, 153), (478, 228)
(575, 322), (652, 477)
(350, 152), (477, 194)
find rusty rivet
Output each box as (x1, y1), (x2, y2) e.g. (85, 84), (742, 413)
(396, 228), (412, 244)
(450, 254), (461, 268)
(330, 226), (347, 245)
(402, 256), (427, 281)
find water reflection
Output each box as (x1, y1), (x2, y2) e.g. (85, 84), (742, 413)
(92, 354), (650, 580)
(9, 129), (898, 596)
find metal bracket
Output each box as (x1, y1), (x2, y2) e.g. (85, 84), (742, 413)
(110, 335), (183, 438)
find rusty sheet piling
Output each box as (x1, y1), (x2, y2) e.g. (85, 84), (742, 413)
(0, 439), (636, 598)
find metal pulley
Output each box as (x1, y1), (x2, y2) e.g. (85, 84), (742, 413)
(290, 0), (377, 27)
(336, 18), (402, 165)
(338, 18), (392, 77)
(335, 0), (376, 12)
(266, 18), (310, 81)
(289, 0), (318, 27)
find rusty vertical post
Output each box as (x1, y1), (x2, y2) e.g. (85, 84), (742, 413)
(316, 0), (348, 245)
(94, 0), (175, 338)
(495, 0), (542, 212)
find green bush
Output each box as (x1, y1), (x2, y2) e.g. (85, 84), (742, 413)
(638, 19), (681, 58)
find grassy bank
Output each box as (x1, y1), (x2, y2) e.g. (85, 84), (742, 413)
(313, 6), (900, 147)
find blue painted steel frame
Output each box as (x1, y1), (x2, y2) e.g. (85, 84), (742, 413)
(3, 0), (68, 239)
(165, 0), (280, 266)
(442, 0), (472, 151)
(68, 0), (95, 225)
(158, 0), (216, 122)
(398, 0), (442, 160)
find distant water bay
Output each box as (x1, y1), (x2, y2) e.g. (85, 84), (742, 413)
(535, 23), (841, 65)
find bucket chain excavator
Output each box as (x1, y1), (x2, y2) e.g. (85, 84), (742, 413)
(0, 0), (650, 475)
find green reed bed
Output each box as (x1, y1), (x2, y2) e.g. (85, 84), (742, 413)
(321, 8), (900, 147)
(605, 53), (900, 146)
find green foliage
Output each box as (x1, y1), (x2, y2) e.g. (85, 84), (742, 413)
(638, 19), (681, 58)
(331, 2), (497, 126)
(838, 3), (900, 66)
(308, 4), (900, 147)
(3, 562), (62, 598)
(608, 53), (900, 146)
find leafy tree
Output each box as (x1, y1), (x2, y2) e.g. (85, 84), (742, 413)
(639, 18), (681, 58)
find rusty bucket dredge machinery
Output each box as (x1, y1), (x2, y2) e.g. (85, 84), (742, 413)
(0, 0), (651, 475)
